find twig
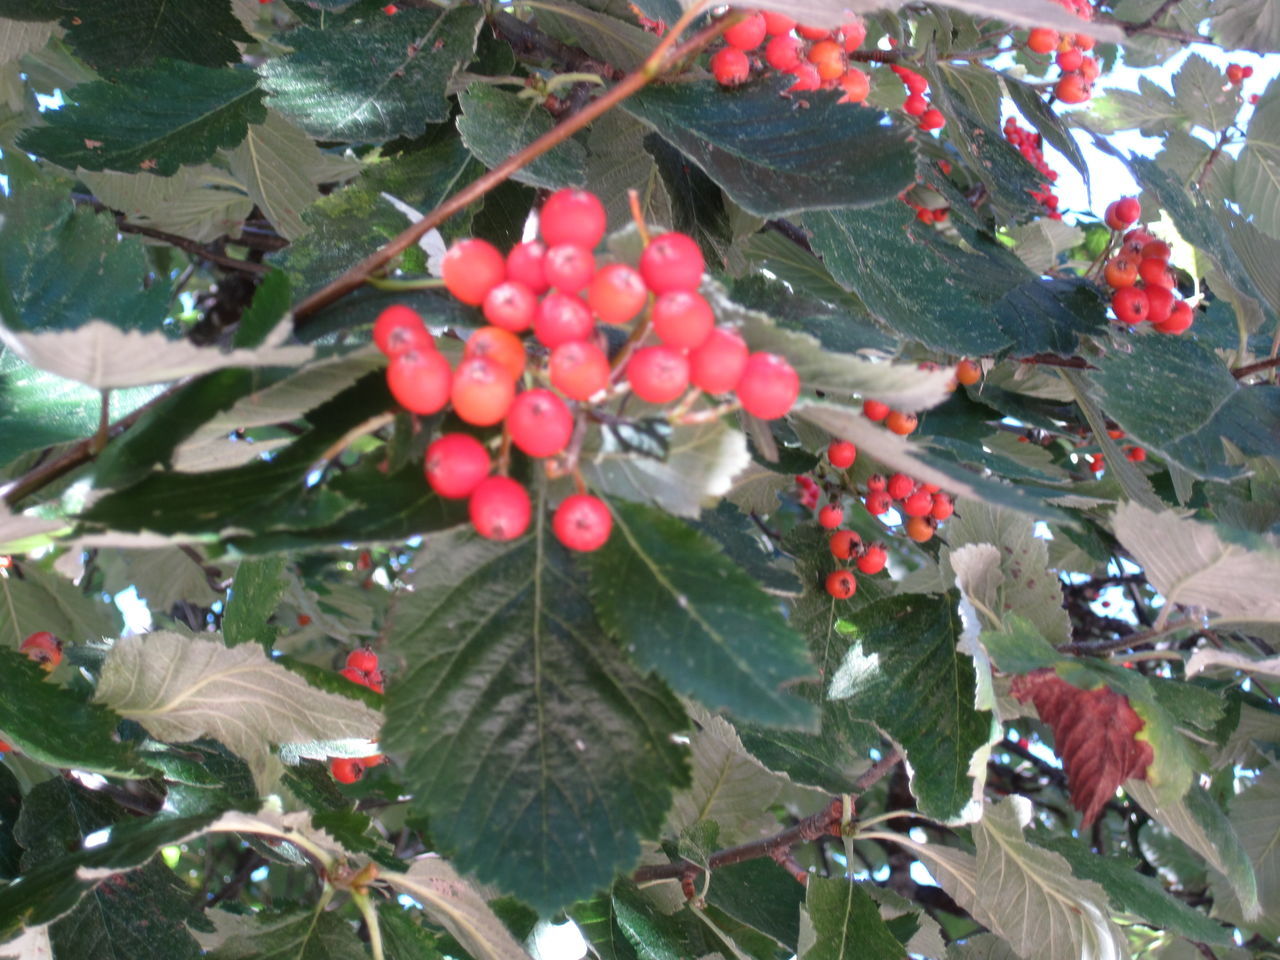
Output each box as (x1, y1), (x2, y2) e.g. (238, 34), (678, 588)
(1231, 355), (1280, 379)
(1056, 618), (1193, 656)
(1016, 354), (1095, 370)
(1127, 0), (1186, 33)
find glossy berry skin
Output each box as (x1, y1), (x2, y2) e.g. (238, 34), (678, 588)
(346, 648), (379, 674)
(903, 93), (927, 116)
(736, 353), (800, 420)
(1027, 28), (1059, 53)
(689, 327), (749, 394)
(550, 340), (611, 401)
(930, 492), (955, 521)
(651, 291), (715, 350)
(469, 476), (532, 541)
(627, 346), (690, 404)
(340, 666), (369, 686)
(1155, 299), (1194, 335)
(465, 325), (527, 381)
(918, 108), (946, 131)
(1144, 285), (1175, 326)
(373, 304), (431, 356)
(838, 68), (870, 103)
(539, 189), (607, 249)
(588, 264), (648, 325)
(818, 504), (844, 529)
(639, 233), (704, 295)
(864, 491), (892, 516)
(1127, 446), (1147, 463)
(387, 348), (452, 415)
(20, 631), (61, 669)
(796, 23), (830, 40)
(534, 292), (595, 348)
(764, 35), (803, 72)
(723, 11), (767, 50)
(441, 238), (506, 306)
(827, 440), (856, 469)
(1114, 196), (1141, 225)
(955, 359), (981, 386)
(425, 433), (491, 499)
(1227, 63), (1245, 85)
(506, 241), (549, 294)
(1055, 72), (1090, 103)
(902, 489), (934, 518)
(1138, 257), (1174, 289)
(330, 757), (367, 784)
(1104, 258), (1138, 289)
(506, 389), (574, 458)
(841, 16), (867, 50)
(884, 410), (919, 436)
(886, 473), (914, 501)
(1111, 286), (1149, 325)
(825, 570), (857, 600)
(711, 46), (751, 86)
(829, 529), (861, 560)
(553, 494), (613, 552)
(1056, 46), (1083, 71)
(856, 543), (887, 575)
(905, 515), (936, 543)
(863, 399), (890, 421)
(761, 10), (795, 34)
(808, 39), (845, 81)
(866, 473), (887, 493)
(544, 244), (595, 294)
(451, 356), (516, 426)
(787, 63), (821, 93)
(483, 281), (538, 332)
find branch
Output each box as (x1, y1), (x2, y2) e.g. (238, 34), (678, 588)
(1016, 353), (1095, 371)
(1231, 355), (1280, 379)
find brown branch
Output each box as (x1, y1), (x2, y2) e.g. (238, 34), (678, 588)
(1016, 353), (1095, 370)
(1231, 355), (1280, 379)
(292, 14), (730, 327)
(1127, 0), (1186, 33)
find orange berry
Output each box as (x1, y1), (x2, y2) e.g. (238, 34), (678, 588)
(884, 410), (918, 436)
(838, 67), (870, 104)
(451, 356), (516, 426)
(1027, 28), (1059, 54)
(807, 39), (845, 81)
(464, 326), (526, 381)
(955, 359), (981, 386)
(1055, 72), (1091, 103)
(1104, 257), (1138, 288)
(905, 515), (936, 542)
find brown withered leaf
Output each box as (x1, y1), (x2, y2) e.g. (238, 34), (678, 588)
(1010, 669), (1153, 826)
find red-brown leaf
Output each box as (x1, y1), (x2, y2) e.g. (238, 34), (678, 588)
(1010, 668), (1153, 826)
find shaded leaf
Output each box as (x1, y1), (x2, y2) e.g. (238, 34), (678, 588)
(799, 877), (907, 960)
(1234, 77), (1280, 242)
(58, 0), (251, 75)
(78, 165), (254, 244)
(1211, 0), (1280, 52)
(1212, 763), (1280, 937)
(0, 561), (121, 647)
(222, 555), (287, 649)
(456, 83), (586, 189)
(201, 908), (366, 960)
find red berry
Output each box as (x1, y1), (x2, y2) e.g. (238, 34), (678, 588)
(905, 515), (936, 543)
(796, 23), (829, 40)
(1141, 240), (1172, 261)
(866, 473), (887, 493)
(735, 352), (800, 420)
(539, 189), (607, 249)
(711, 47), (751, 86)
(856, 543), (887, 575)
(1056, 46), (1083, 71)
(829, 529), (861, 559)
(841, 16), (867, 50)
(903, 93), (927, 116)
(886, 473), (914, 500)
(465, 325), (527, 381)
(955, 359), (981, 386)
(884, 410), (918, 435)
(864, 491), (892, 515)
(330, 757), (366, 783)
(1155, 300), (1194, 335)
(507, 389), (574, 458)
(808, 39), (845, 81)
(825, 570), (857, 599)
(425, 433), (491, 498)
(588, 263), (648, 325)
(1055, 72), (1090, 103)
(639, 233), (704, 294)
(1027, 28), (1059, 54)
(838, 68), (870, 104)
(346, 648), (379, 673)
(1114, 197), (1141, 225)
(1111, 286), (1149, 325)
(1144, 285), (1174, 326)
(651, 291), (715, 350)
(1138, 257), (1174, 289)
(900, 69), (928, 95)
(1104, 258), (1138, 288)
(506, 241), (549, 294)
(544, 244), (596, 293)
(483, 281), (538, 332)
(723, 11), (767, 50)
(902, 489), (934, 517)
(387, 348), (452, 415)
(761, 10), (795, 34)
(1227, 63), (1245, 85)
(550, 340), (611, 401)
(689, 327), (749, 394)
(1127, 446), (1147, 463)
(297, 614), (313, 626)
(930, 492), (955, 521)
(534, 292), (595, 348)
(863, 399), (890, 421)
(818, 503), (844, 529)
(553, 494), (613, 551)
(827, 440), (856, 469)
(365, 672), (385, 694)
(764, 34), (803, 72)
(451, 356), (516, 426)
(1243, 65), (1255, 78)
(918, 108), (946, 131)
(627, 345), (690, 404)
(20, 631), (61, 669)
(441, 238), (506, 306)
(373, 304), (431, 356)
(469, 475), (531, 541)
(787, 63), (821, 93)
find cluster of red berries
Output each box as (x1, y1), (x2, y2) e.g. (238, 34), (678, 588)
(1226, 63), (1254, 85)
(1003, 117), (1062, 219)
(863, 469), (954, 545)
(815, 439), (887, 599)
(0, 632), (65, 755)
(1025, 0), (1099, 105)
(862, 399), (918, 436)
(375, 188), (800, 552)
(890, 63), (945, 131)
(708, 9), (873, 105)
(330, 647), (386, 784)
(1101, 199), (1195, 335)
(1082, 427), (1146, 475)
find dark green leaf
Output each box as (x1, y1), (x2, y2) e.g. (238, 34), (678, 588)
(691, 501), (802, 595)
(803, 877), (908, 960)
(143, 740), (259, 817)
(204, 908), (368, 960)
(456, 83), (587, 189)
(708, 859), (806, 950)
(260, 5), (484, 141)
(223, 556), (288, 649)
(378, 904), (448, 960)
(382, 521), (690, 913)
(623, 78), (915, 217)
(59, 0), (252, 76)
(1005, 76), (1090, 187)
(19, 61), (266, 175)
(0, 557), (121, 645)
(587, 500), (817, 729)
(235, 271), (293, 349)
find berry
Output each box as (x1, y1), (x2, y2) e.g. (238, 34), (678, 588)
(1144, 285), (1175, 326)
(1138, 257), (1174, 289)
(736, 353), (799, 420)
(1104, 257), (1138, 288)
(1155, 299), (1194, 335)
(330, 757), (366, 784)
(829, 529), (862, 559)
(903, 93), (927, 116)
(1080, 56), (1101, 81)
(1111, 286), (1149, 325)
(534, 292), (595, 348)
(340, 665), (368, 686)
(387, 348), (452, 415)
(469, 476), (532, 541)
(818, 503), (844, 529)
(808, 39), (845, 81)
(1142, 240), (1172, 262)
(1114, 197), (1141, 224)
(550, 340), (611, 401)
(905, 515), (937, 543)
(441, 238), (506, 306)
(373, 304), (431, 356)
(902, 489), (934, 518)
(761, 10), (795, 34)
(465, 325), (527, 381)
(651, 291), (715, 350)
(884, 410), (919, 436)
(838, 67), (870, 104)
(639, 233), (704, 294)
(764, 35), (803, 72)
(588, 264), (648, 325)
(841, 16), (867, 51)
(20, 631), (61, 670)
(627, 346), (690, 404)
(451, 356), (516, 426)
(930, 492), (955, 521)
(1027, 28), (1059, 53)
(689, 327), (749, 394)
(1056, 46), (1083, 71)
(864, 491), (892, 515)
(1227, 63), (1245, 85)
(426, 433), (491, 498)
(825, 570), (857, 599)
(866, 473), (887, 493)
(863, 399), (890, 421)
(346, 648), (378, 673)
(827, 440), (856, 469)
(1127, 446), (1147, 462)
(544, 244), (596, 293)
(483, 281), (538, 332)
(506, 241), (549, 294)
(540, 189), (607, 249)
(297, 614), (313, 626)
(886, 472), (914, 500)
(724, 11), (767, 50)
(507, 389), (575, 458)
(856, 543), (887, 575)
(553, 494), (613, 551)
(787, 63), (821, 93)
(918, 108), (946, 131)
(1055, 72), (1091, 103)
(955, 359), (981, 386)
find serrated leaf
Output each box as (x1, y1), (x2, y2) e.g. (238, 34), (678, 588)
(533, 2), (657, 71)
(0, 19), (56, 67)
(58, 0), (252, 76)
(78, 165), (254, 244)
(0, 562), (120, 646)
(623, 78), (915, 218)
(94, 631), (381, 787)
(382, 523), (690, 913)
(1005, 76), (1090, 186)
(1211, 763), (1280, 937)
(1236, 77), (1280, 242)
(456, 83), (586, 189)
(223, 555), (286, 649)
(585, 111), (673, 232)
(260, 5), (483, 141)
(98, 546), (223, 613)
(19, 61), (266, 174)
(1006, 219), (1084, 274)
(1211, 0), (1280, 53)
(1172, 53), (1236, 133)
(1113, 503), (1280, 624)
(799, 877), (908, 960)
(722, 461), (792, 516)
(1081, 75), (1185, 136)
(1186, 648), (1280, 680)
(202, 908), (367, 960)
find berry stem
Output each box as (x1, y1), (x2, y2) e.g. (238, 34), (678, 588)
(627, 188), (651, 247)
(352, 891), (385, 960)
(365, 276), (447, 290)
(672, 400), (739, 425)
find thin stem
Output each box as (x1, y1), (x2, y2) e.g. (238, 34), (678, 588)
(353, 891), (385, 960)
(365, 276), (447, 291)
(1231, 355), (1280, 379)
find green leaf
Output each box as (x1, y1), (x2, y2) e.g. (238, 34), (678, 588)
(1172, 53), (1237, 133)
(533, 2), (657, 72)
(691, 501), (801, 596)
(19, 61), (266, 175)
(97, 546), (223, 612)
(1081, 75), (1186, 136)
(1005, 76), (1090, 185)
(0, 560), (121, 646)
(623, 78), (915, 217)
(202, 908), (367, 960)
(77, 164), (255, 245)
(382, 522), (691, 913)
(223, 555), (287, 649)
(799, 877), (908, 960)
(456, 83), (587, 189)
(59, 0), (253, 76)
(588, 500), (817, 730)
(1237, 77), (1280, 242)
(377, 904), (448, 960)
(260, 5), (483, 141)
(1212, 762), (1280, 938)
(585, 110), (673, 232)
(1211, 0), (1280, 53)
(828, 594), (992, 820)
(0, 649), (152, 778)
